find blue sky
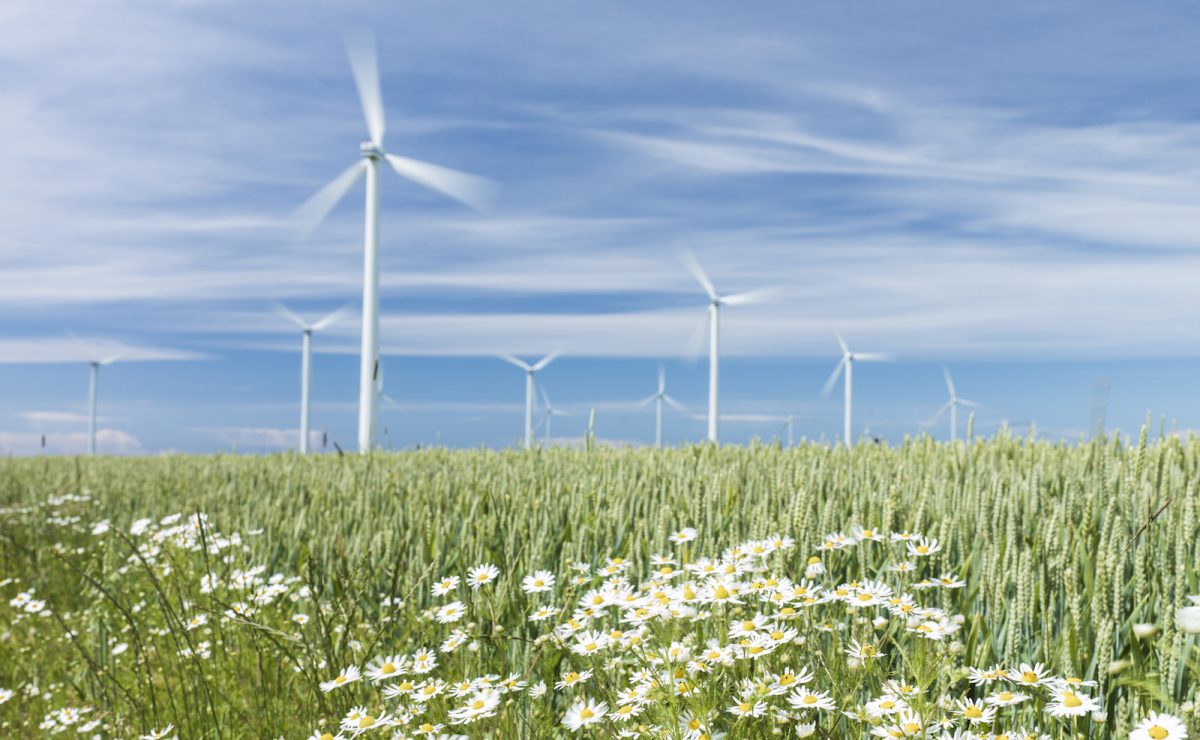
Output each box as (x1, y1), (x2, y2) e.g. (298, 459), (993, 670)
(3, 0), (1200, 454)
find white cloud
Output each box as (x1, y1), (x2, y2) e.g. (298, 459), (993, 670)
(0, 338), (206, 364)
(201, 427), (321, 451)
(0, 429), (143, 456)
(20, 411), (100, 425)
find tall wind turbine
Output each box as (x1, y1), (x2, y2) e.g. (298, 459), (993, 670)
(538, 386), (568, 446)
(273, 303), (349, 454)
(821, 334), (890, 446)
(68, 332), (125, 456)
(930, 366), (979, 442)
(292, 33), (496, 453)
(636, 366), (686, 447)
(500, 353), (560, 449)
(681, 250), (773, 444)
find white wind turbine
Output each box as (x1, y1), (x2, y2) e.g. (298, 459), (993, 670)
(780, 414), (801, 447)
(538, 386), (569, 446)
(292, 33), (496, 453)
(273, 303), (350, 454)
(821, 334), (891, 446)
(500, 352), (560, 449)
(681, 250), (774, 444)
(68, 331), (126, 456)
(930, 366), (979, 442)
(635, 366), (686, 448)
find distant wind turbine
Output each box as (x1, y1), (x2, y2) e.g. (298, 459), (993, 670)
(500, 352), (560, 449)
(274, 303), (350, 454)
(292, 33), (496, 453)
(68, 331), (126, 456)
(635, 366), (686, 447)
(680, 250), (774, 444)
(780, 414), (801, 447)
(538, 386), (569, 446)
(930, 366), (979, 442)
(821, 334), (891, 446)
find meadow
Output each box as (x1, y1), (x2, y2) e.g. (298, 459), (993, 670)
(1, 430), (1198, 738)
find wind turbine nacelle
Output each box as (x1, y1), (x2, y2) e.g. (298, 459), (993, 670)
(359, 142), (384, 159)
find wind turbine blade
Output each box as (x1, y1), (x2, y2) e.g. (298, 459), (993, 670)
(292, 160), (367, 238)
(312, 304), (353, 331)
(540, 386), (551, 409)
(927, 401), (952, 425)
(384, 153), (497, 211)
(834, 332), (848, 355)
(65, 328), (95, 362)
(958, 399), (982, 408)
(531, 350), (561, 372)
(943, 366), (956, 398)
(345, 32), (386, 147)
(682, 310), (709, 359)
(634, 394), (657, 409)
(853, 352), (893, 362)
(97, 353), (127, 366)
(271, 302), (310, 330)
(820, 358), (846, 399)
(678, 248), (717, 301)
(721, 287), (779, 306)
(662, 395), (687, 412)
(381, 393), (402, 410)
(657, 365), (666, 395)
(499, 354), (532, 371)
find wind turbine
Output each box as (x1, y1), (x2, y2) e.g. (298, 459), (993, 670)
(500, 353), (560, 449)
(273, 304), (349, 454)
(635, 366), (686, 447)
(68, 332), (126, 456)
(538, 386), (569, 446)
(780, 414), (801, 447)
(930, 366), (979, 442)
(680, 250), (773, 444)
(821, 334), (890, 446)
(292, 33), (496, 453)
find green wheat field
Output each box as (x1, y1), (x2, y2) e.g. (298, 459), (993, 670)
(2, 431), (1198, 738)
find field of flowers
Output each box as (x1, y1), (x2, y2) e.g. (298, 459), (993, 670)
(2, 431), (1199, 738)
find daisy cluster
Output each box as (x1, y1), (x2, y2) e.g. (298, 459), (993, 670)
(310, 525), (1051, 738)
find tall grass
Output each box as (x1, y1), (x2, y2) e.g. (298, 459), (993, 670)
(0, 431), (1196, 736)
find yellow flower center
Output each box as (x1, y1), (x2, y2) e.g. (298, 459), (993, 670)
(739, 702), (751, 712)
(742, 620), (756, 631)
(585, 642), (598, 651)
(998, 692), (1013, 701)
(880, 700), (896, 709)
(358, 716), (375, 728)
(381, 662), (395, 674)
(472, 700), (485, 710)
(580, 708), (594, 719)
(334, 676), (347, 684)
(714, 585), (730, 599)
(965, 706), (982, 718)
(1062, 692), (1083, 708)
(803, 695), (818, 705)
(1022, 671), (1038, 683)
(1148, 727), (1170, 740)
(904, 723), (921, 733)
(419, 724), (433, 732)
(779, 674), (795, 685)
